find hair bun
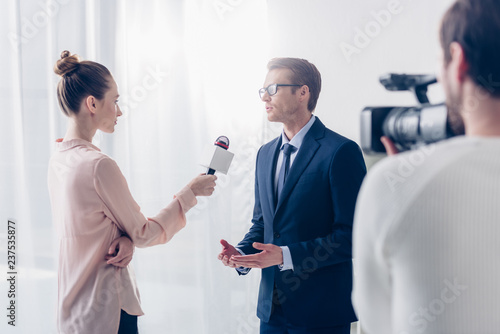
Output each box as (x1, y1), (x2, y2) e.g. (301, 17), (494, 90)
(60, 50), (71, 59)
(54, 50), (80, 77)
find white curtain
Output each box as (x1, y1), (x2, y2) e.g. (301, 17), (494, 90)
(0, 0), (455, 333)
(1, 0), (270, 333)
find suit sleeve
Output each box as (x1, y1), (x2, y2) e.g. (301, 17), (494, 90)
(287, 140), (366, 276)
(236, 147), (265, 267)
(94, 157), (197, 247)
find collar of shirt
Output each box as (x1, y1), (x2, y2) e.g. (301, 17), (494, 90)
(55, 138), (101, 152)
(280, 115), (316, 154)
(274, 115), (316, 190)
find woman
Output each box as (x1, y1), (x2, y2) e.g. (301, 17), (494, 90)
(47, 50), (217, 334)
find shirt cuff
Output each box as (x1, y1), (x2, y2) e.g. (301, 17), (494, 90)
(235, 248), (250, 274)
(279, 246), (293, 271)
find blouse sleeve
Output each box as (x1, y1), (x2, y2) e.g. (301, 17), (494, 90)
(93, 156), (197, 247)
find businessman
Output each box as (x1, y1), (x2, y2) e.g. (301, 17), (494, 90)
(218, 58), (366, 333)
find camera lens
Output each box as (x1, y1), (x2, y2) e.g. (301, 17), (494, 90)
(383, 107), (421, 150)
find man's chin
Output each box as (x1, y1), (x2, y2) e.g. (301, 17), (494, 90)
(267, 113), (283, 122)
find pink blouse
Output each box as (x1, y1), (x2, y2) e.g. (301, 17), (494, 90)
(47, 139), (197, 333)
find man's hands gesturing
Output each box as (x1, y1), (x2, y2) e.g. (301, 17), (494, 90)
(217, 239), (284, 270)
(217, 239), (240, 268)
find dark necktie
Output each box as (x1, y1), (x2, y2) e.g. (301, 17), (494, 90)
(276, 143), (297, 202)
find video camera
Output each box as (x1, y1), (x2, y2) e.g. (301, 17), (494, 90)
(360, 73), (457, 154)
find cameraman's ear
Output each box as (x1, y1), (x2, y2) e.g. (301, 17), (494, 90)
(449, 42), (469, 83)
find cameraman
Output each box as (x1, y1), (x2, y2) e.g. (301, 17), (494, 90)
(352, 0), (500, 333)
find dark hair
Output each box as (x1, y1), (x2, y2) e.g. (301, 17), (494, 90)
(53, 50), (112, 116)
(267, 57), (322, 112)
(440, 0), (500, 97)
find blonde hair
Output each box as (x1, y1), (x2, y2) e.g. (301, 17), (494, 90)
(54, 50), (112, 116)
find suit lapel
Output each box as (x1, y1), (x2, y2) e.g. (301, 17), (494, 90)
(266, 137), (282, 213)
(275, 118), (325, 213)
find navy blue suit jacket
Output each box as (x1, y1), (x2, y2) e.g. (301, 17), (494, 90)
(237, 117), (366, 327)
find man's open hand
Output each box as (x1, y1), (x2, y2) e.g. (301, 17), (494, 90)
(230, 242), (283, 269)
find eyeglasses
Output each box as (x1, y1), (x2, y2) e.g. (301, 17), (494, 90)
(259, 84), (302, 99)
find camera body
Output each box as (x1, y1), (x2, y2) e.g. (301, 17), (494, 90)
(360, 74), (455, 154)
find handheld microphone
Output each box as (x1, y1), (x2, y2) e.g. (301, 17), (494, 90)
(200, 136), (234, 175)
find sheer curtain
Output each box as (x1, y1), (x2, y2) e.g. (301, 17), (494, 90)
(0, 0), (455, 333)
(1, 0), (270, 333)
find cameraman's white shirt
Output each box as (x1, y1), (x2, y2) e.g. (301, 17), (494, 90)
(353, 136), (500, 334)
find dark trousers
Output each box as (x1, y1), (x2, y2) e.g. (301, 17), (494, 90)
(260, 302), (350, 334)
(118, 309), (138, 334)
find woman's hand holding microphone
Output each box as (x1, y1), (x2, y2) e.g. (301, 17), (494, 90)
(188, 174), (218, 196)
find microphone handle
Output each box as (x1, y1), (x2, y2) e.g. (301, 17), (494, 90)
(207, 168), (216, 175)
